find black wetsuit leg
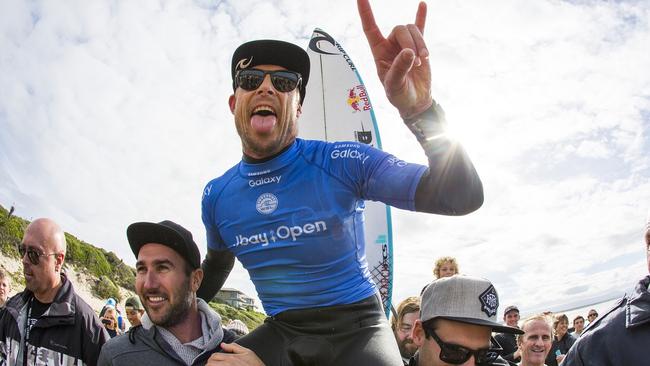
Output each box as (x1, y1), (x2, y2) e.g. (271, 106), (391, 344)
(235, 294), (402, 366)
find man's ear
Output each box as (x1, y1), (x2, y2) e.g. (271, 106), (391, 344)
(296, 103), (302, 118)
(412, 320), (426, 347)
(55, 253), (65, 272)
(191, 268), (204, 292)
(229, 95), (236, 114)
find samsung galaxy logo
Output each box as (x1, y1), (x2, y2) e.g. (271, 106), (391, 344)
(203, 184), (213, 197)
(247, 169), (271, 177)
(331, 148), (370, 164)
(249, 175), (282, 187)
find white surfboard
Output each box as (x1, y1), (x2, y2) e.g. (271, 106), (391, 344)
(300, 28), (393, 317)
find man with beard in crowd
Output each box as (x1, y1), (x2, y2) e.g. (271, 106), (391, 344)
(98, 220), (262, 366)
(392, 296), (421, 364)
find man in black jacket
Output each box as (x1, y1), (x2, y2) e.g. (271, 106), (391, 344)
(494, 305), (521, 365)
(409, 276), (521, 366)
(98, 220), (262, 366)
(562, 211), (650, 366)
(0, 218), (109, 366)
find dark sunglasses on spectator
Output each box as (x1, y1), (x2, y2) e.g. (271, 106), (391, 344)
(18, 244), (58, 265)
(235, 69), (302, 93)
(588, 313), (597, 317)
(424, 326), (499, 365)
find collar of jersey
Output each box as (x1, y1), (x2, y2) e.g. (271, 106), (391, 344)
(238, 139), (302, 177)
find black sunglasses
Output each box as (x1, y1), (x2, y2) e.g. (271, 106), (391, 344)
(425, 326), (498, 365)
(18, 244), (58, 265)
(235, 69), (302, 93)
(588, 313), (598, 317)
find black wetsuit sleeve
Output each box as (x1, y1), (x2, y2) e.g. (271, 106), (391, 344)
(406, 102), (484, 215)
(197, 248), (236, 302)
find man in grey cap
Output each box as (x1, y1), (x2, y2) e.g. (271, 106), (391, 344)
(562, 210), (650, 366)
(409, 275), (522, 366)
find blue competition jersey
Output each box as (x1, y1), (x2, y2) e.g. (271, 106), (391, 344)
(202, 138), (426, 315)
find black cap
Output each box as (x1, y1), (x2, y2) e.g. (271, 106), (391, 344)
(127, 220), (201, 270)
(231, 39), (310, 104)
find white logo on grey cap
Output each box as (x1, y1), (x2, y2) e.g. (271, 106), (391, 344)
(236, 57), (253, 71)
(479, 285), (499, 317)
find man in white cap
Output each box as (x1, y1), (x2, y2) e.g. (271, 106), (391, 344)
(409, 275), (522, 366)
(562, 210), (650, 366)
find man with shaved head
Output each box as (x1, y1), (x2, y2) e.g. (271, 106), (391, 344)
(0, 218), (108, 366)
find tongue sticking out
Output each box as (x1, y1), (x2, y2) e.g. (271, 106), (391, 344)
(251, 114), (277, 134)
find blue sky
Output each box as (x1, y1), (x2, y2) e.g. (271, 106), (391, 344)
(1, 0), (649, 315)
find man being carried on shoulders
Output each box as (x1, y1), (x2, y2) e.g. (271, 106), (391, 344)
(198, 1), (483, 364)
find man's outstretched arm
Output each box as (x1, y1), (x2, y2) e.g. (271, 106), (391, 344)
(197, 248), (236, 302)
(409, 102), (483, 215)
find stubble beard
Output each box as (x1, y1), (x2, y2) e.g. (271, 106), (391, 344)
(234, 95), (299, 158)
(398, 338), (417, 359)
(147, 277), (194, 328)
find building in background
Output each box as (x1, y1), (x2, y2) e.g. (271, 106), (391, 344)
(214, 287), (256, 310)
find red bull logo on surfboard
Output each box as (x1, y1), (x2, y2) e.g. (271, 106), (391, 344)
(347, 85), (372, 112)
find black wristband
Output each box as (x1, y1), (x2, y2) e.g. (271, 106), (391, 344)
(403, 102), (447, 143)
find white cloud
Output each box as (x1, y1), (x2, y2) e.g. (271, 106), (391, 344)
(1, 0), (649, 313)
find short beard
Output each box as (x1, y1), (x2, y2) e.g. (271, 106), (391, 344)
(148, 277), (194, 328)
(234, 95), (299, 158)
(398, 338), (417, 359)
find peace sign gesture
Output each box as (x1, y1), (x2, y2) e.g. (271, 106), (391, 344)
(357, 0), (433, 119)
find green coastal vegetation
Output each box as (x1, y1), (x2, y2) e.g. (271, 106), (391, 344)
(0, 204), (265, 330)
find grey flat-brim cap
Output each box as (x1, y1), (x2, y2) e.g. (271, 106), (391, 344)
(421, 275), (523, 335)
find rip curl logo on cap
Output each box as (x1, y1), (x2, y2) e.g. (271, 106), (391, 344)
(236, 57), (253, 71)
(256, 193), (278, 215)
(479, 285), (499, 317)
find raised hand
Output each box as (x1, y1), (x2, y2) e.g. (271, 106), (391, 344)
(357, 0), (433, 119)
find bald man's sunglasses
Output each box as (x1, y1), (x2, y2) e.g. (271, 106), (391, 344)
(235, 69), (302, 93)
(18, 244), (58, 265)
(424, 326), (499, 365)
